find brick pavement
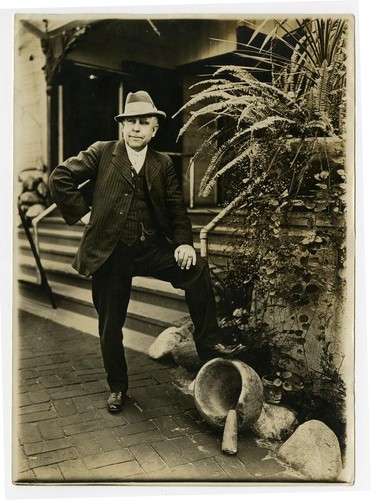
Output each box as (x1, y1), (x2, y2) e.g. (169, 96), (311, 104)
(14, 310), (304, 484)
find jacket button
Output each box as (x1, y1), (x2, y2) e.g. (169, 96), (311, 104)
(119, 210), (123, 215)
(124, 193), (128, 197)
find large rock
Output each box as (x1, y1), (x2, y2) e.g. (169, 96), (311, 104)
(277, 419), (343, 480)
(148, 326), (183, 359)
(149, 320), (194, 360)
(252, 403), (298, 441)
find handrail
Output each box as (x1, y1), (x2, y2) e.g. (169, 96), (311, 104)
(32, 202), (58, 255)
(31, 202), (58, 284)
(200, 196), (247, 259)
(18, 201), (57, 308)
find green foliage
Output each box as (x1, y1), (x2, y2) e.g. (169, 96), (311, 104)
(178, 17), (350, 445)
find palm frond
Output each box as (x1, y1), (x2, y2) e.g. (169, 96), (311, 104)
(176, 96), (257, 140)
(172, 89), (234, 119)
(189, 78), (232, 90)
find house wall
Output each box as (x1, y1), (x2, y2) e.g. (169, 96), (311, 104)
(14, 22), (48, 179)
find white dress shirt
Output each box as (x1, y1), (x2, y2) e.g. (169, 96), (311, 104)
(125, 144), (148, 174)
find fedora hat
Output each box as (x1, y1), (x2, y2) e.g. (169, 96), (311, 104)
(115, 91), (166, 122)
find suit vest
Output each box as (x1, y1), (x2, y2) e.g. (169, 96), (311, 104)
(121, 164), (160, 246)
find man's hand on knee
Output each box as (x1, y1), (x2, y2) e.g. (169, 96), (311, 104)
(174, 244), (197, 270)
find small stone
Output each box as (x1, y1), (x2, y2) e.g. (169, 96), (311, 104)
(251, 403), (298, 441)
(149, 326), (182, 359)
(277, 419), (343, 480)
(149, 320), (195, 361)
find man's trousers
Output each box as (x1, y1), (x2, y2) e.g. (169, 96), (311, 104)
(91, 238), (219, 393)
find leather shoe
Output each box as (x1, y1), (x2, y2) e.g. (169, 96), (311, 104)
(107, 391), (125, 413)
(213, 343), (246, 356)
(211, 343), (246, 358)
(199, 342), (247, 361)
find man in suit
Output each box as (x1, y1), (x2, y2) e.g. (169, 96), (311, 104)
(50, 91), (243, 412)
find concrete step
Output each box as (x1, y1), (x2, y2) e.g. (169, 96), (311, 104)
(17, 227), (82, 248)
(18, 273), (189, 339)
(16, 207), (230, 345)
(18, 225), (236, 259)
(41, 208), (221, 229)
(16, 208), (233, 338)
(18, 240), (79, 264)
(17, 254), (188, 314)
(35, 215), (85, 233)
(19, 208), (241, 259)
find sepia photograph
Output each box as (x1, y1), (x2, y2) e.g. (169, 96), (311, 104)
(12, 8), (355, 487)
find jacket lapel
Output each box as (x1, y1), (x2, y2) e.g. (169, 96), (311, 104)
(145, 148), (162, 192)
(111, 140), (134, 187)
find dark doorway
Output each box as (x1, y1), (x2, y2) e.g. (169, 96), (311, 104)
(60, 62), (121, 160)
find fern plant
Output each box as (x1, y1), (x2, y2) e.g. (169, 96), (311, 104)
(174, 18), (348, 202)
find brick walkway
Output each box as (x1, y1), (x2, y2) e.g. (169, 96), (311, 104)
(14, 310), (303, 484)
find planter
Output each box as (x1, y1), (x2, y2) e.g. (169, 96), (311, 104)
(193, 358), (264, 454)
(194, 358), (264, 430)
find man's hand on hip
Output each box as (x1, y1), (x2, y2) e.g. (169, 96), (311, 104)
(174, 244), (197, 270)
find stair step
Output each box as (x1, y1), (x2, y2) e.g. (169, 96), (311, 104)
(18, 227), (235, 261)
(192, 224), (244, 235)
(18, 274), (188, 338)
(18, 254), (186, 305)
(18, 225), (234, 257)
(18, 241), (78, 265)
(16, 207), (233, 342)
(37, 215), (85, 232)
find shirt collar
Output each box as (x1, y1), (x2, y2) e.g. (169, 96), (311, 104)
(125, 143), (148, 160)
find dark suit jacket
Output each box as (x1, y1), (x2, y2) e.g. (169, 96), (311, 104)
(49, 140), (193, 277)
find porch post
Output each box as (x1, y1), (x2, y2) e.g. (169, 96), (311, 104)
(46, 85), (52, 170)
(118, 81), (124, 138)
(57, 84), (64, 163)
(37, 20), (90, 170)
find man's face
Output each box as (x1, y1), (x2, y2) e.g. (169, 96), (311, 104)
(122, 116), (158, 151)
